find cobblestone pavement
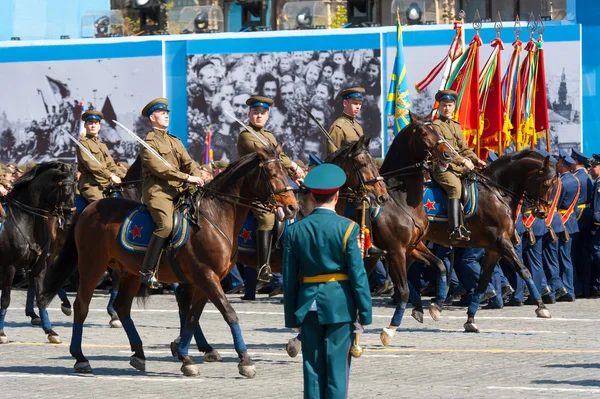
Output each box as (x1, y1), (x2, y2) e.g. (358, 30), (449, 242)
(2, 289), (600, 398)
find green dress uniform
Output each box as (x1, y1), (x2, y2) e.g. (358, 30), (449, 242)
(77, 111), (125, 203)
(284, 164), (372, 399)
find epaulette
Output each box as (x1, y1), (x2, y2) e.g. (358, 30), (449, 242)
(144, 131), (155, 141)
(334, 118), (348, 128)
(167, 132), (180, 140)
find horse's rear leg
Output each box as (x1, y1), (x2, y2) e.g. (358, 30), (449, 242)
(202, 273), (256, 378)
(464, 251), (500, 333)
(25, 285), (41, 325)
(499, 237), (551, 319)
(112, 273), (146, 372)
(70, 256), (108, 374)
(411, 242), (448, 321)
(173, 284), (220, 362)
(107, 269), (121, 328)
(0, 265), (16, 344)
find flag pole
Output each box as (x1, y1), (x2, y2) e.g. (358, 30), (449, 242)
(473, 9), (482, 158)
(495, 12), (503, 155)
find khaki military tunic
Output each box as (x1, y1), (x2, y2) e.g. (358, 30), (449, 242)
(141, 128), (200, 238)
(326, 113), (364, 156)
(77, 135), (125, 202)
(431, 117), (479, 199)
(237, 126), (292, 230)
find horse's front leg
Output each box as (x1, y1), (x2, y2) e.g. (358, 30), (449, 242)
(32, 266), (62, 344)
(0, 265), (16, 344)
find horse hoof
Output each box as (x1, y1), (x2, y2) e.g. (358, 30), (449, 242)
(74, 361), (93, 374)
(429, 305), (442, 322)
(170, 341), (178, 357)
(204, 350), (222, 362)
(463, 322), (479, 333)
(181, 364), (200, 377)
(411, 309), (424, 324)
(109, 319), (122, 328)
(0, 335), (8, 344)
(47, 335), (62, 344)
(536, 308), (552, 319)
(61, 305), (72, 317)
(130, 356), (146, 371)
(238, 363), (257, 379)
(380, 328), (395, 346)
(286, 337), (301, 358)
(30, 317), (41, 326)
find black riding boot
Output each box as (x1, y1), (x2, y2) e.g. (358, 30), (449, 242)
(141, 234), (167, 288)
(256, 230), (273, 282)
(448, 198), (469, 244)
(358, 204), (387, 258)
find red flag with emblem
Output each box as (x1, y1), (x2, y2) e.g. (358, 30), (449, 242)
(534, 42), (549, 137)
(479, 39), (504, 154)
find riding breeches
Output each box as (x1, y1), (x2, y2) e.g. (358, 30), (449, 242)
(145, 192), (175, 238)
(80, 185), (105, 203)
(432, 170), (461, 199)
(252, 201), (275, 231)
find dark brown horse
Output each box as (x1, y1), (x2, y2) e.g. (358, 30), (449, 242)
(379, 149), (557, 344)
(40, 144), (298, 377)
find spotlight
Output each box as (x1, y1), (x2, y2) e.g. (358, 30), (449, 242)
(95, 16), (110, 36)
(296, 7), (313, 28)
(168, 6), (224, 34)
(193, 12), (209, 32)
(406, 2), (422, 25)
(278, 1), (327, 30)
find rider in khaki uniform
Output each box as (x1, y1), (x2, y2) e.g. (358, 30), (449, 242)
(431, 90), (486, 243)
(326, 87), (365, 156)
(237, 95), (305, 280)
(140, 98), (203, 287)
(327, 87), (385, 258)
(76, 110), (125, 203)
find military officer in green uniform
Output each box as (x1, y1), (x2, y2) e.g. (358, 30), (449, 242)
(431, 90), (486, 243)
(327, 87), (385, 258)
(76, 110), (125, 203)
(237, 95), (305, 281)
(326, 87), (365, 156)
(139, 98), (204, 287)
(284, 163), (372, 399)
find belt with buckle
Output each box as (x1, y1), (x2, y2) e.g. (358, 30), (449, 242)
(302, 273), (349, 283)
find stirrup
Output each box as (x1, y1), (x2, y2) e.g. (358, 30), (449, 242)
(459, 225), (471, 238)
(141, 271), (160, 289)
(257, 264), (273, 283)
(449, 228), (470, 244)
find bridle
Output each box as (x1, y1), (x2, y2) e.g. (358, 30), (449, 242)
(337, 149), (384, 204)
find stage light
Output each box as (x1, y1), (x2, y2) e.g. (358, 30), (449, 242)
(278, 1), (327, 30)
(167, 6), (224, 34)
(95, 16), (110, 35)
(406, 2), (422, 25)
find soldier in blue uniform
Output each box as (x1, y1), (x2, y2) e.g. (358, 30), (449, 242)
(283, 163), (372, 399)
(554, 150), (580, 301)
(589, 155), (600, 289)
(570, 149), (594, 297)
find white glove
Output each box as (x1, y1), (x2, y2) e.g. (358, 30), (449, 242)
(353, 321), (365, 334)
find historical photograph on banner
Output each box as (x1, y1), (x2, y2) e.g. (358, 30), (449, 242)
(187, 49), (383, 164)
(384, 39), (582, 153)
(0, 56), (162, 164)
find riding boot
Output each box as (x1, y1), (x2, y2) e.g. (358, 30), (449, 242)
(256, 230), (273, 282)
(458, 202), (471, 238)
(448, 198), (469, 244)
(357, 204), (387, 258)
(141, 234), (167, 289)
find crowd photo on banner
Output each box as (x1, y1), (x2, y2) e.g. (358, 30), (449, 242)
(186, 49), (383, 163)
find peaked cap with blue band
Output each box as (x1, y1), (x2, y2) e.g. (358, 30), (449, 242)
(571, 148), (591, 167)
(142, 98), (170, 118)
(487, 151), (499, 163)
(246, 96), (273, 110)
(435, 89), (459, 103)
(537, 148), (557, 163)
(304, 163), (346, 195)
(337, 87), (365, 101)
(592, 154), (600, 164)
(81, 110), (104, 122)
(558, 149), (576, 166)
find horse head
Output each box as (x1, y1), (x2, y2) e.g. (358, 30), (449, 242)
(523, 154), (557, 219)
(325, 135), (389, 206)
(407, 112), (454, 165)
(254, 143), (299, 221)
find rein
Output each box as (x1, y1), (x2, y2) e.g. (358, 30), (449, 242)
(472, 169), (551, 207)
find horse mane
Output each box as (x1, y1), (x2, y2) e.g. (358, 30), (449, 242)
(124, 156), (142, 182)
(484, 150), (547, 179)
(324, 136), (368, 163)
(11, 161), (67, 192)
(380, 112), (431, 174)
(207, 147), (272, 191)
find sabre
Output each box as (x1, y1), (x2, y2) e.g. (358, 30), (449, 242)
(299, 104), (338, 150)
(113, 120), (173, 169)
(224, 110), (269, 147)
(60, 127), (102, 166)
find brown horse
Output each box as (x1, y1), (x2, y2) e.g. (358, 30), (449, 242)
(40, 144), (298, 377)
(379, 149), (557, 345)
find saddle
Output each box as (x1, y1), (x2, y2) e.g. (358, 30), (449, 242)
(423, 177), (478, 223)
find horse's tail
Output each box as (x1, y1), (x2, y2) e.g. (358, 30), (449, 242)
(39, 214), (79, 308)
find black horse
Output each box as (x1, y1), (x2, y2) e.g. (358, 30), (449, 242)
(0, 162), (75, 344)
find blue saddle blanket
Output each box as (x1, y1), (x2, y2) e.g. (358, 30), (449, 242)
(423, 181), (478, 222)
(119, 205), (189, 253)
(75, 194), (88, 213)
(238, 214), (293, 254)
